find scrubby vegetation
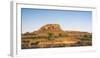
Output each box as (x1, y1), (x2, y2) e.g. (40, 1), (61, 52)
(21, 24), (92, 49)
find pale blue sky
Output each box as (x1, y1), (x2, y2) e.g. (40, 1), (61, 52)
(21, 8), (92, 33)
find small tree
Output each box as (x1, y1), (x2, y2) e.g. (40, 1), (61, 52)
(48, 33), (53, 40)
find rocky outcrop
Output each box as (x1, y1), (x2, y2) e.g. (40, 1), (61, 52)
(30, 24), (66, 37)
(39, 24), (62, 31)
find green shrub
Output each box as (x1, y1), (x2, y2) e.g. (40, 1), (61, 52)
(48, 33), (53, 40)
(80, 34), (92, 41)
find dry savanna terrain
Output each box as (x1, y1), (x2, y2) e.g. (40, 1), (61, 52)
(21, 24), (92, 49)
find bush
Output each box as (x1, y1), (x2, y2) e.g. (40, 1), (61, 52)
(58, 33), (68, 37)
(80, 34), (92, 41)
(48, 33), (53, 40)
(59, 33), (63, 37)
